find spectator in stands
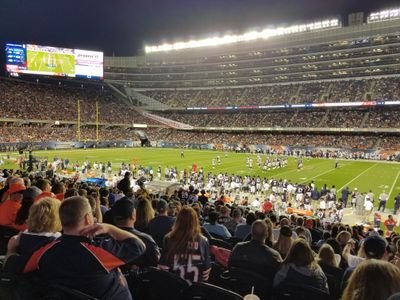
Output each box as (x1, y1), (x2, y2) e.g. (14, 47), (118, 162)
(234, 212), (256, 241)
(106, 198), (160, 268)
(51, 182), (65, 201)
(342, 235), (388, 290)
(34, 179), (55, 202)
(13, 186), (41, 228)
(135, 197), (155, 233)
(13, 196), (145, 299)
(117, 172), (132, 196)
(274, 238), (328, 293)
(273, 225), (293, 259)
(224, 208), (245, 235)
(317, 244), (344, 299)
(229, 219), (282, 275)
(198, 189), (208, 206)
(160, 206), (211, 283)
(342, 259), (400, 300)
(4, 197), (62, 274)
(203, 211), (231, 240)
(0, 182), (27, 231)
(148, 199), (176, 248)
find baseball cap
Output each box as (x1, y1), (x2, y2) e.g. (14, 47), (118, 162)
(363, 235), (387, 259)
(111, 199), (135, 220)
(8, 183), (26, 194)
(156, 199), (168, 212)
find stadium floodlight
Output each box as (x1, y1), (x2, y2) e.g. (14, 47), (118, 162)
(368, 8), (400, 23)
(145, 18), (340, 53)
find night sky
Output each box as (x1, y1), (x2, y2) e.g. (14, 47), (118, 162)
(1, 0), (399, 56)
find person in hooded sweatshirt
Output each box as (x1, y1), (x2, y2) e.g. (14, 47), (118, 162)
(274, 238), (328, 293)
(4, 197), (62, 274)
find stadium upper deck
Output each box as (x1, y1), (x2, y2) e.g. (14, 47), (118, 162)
(104, 8), (400, 89)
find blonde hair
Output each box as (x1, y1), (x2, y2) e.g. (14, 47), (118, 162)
(317, 244), (337, 267)
(342, 259), (400, 300)
(27, 197), (62, 233)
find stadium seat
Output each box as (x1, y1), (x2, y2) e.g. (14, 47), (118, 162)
(0, 273), (98, 300)
(129, 266), (189, 300)
(273, 283), (329, 300)
(183, 282), (243, 300)
(0, 226), (19, 255)
(220, 267), (275, 300)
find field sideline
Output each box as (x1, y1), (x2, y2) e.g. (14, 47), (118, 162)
(3, 148), (400, 208)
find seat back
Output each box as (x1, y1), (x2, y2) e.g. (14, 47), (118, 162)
(184, 282), (243, 300)
(0, 226), (19, 255)
(274, 283), (329, 300)
(221, 267), (275, 300)
(131, 267), (189, 300)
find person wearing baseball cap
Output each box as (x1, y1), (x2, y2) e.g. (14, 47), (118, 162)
(148, 199), (176, 247)
(0, 183), (27, 231)
(342, 235), (388, 290)
(105, 198), (160, 268)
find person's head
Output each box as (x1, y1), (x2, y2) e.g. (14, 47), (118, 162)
(220, 205), (230, 217)
(59, 196), (93, 232)
(251, 219), (269, 243)
(342, 259), (400, 300)
(317, 244), (338, 267)
(27, 197), (61, 233)
(51, 182), (65, 195)
(363, 235), (388, 260)
(208, 211), (219, 224)
(245, 212), (256, 225)
(14, 187), (41, 225)
(135, 198), (155, 231)
(36, 179), (51, 192)
(389, 215), (394, 221)
(156, 199), (168, 215)
(284, 238), (315, 267)
(110, 199), (135, 227)
(231, 208), (242, 220)
(166, 206), (202, 262)
(337, 231), (352, 247)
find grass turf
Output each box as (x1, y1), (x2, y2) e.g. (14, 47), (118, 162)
(2, 148), (400, 208)
(27, 49), (75, 76)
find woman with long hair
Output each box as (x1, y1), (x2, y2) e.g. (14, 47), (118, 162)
(317, 244), (344, 299)
(273, 225), (293, 259)
(342, 259), (400, 300)
(161, 206), (211, 283)
(135, 197), (155, 233)
(274, 238), (328, 293)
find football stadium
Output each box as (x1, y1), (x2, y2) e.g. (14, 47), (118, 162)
(1, 1), (400, 299)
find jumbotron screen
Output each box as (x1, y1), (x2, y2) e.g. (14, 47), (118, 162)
(5, 43), (103, 79)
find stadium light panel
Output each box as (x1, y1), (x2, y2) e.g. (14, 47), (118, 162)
(145, 19), (341, 53)
(368, 8), (400, 23)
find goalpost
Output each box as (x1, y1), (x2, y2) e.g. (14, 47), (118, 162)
(76, 100), (100, 142)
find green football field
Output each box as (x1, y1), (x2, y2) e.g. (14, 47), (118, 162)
(27, 49), (75, 76)
(3, 148), (400, 207)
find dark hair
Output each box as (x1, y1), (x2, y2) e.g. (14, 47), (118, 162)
(246, 212), (256, 225)
(208, 211), (219, 224)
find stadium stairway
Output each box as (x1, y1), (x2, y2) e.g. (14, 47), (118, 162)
(125, 88), (170, 111)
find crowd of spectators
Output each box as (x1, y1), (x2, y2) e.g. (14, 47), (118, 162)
(143, 78), (400, 107)
(0, 78), (156, 125)
(158, 108), (400, 130)
(2, 168), (400, 299)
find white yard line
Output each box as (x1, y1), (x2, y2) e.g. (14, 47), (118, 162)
(338, 164), (377, 191)
(299, 168), (337, 184)
(388, 169), (400, 200)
